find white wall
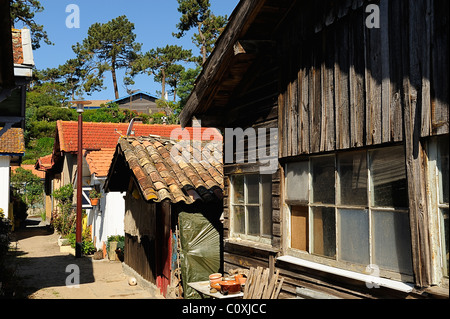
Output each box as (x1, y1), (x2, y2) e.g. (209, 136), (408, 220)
(0, 156), (10, 218)
(88, 188), (125, 251)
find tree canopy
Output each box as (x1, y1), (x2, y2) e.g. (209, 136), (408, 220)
(10, 0), (52, 49)
(173, 0), (227, 64)
(74, 15), (142, 99)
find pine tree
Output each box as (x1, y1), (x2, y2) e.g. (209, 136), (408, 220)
(129, 45), (192, 101)
(10, 0), (52, 49)
(173, 0), (228, 65)
(74, 16), (142, 99)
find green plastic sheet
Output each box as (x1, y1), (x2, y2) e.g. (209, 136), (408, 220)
(179, 212), (220, 299)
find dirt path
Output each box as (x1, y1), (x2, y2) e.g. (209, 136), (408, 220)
(10, 218), (162, 299)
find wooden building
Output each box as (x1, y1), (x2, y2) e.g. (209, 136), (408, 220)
(180, 0), (449, 298)
(111, 91), (160, 115)
(105, 134), (224, 298)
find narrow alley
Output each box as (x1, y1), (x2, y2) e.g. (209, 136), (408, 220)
(9, 217), (162, 299)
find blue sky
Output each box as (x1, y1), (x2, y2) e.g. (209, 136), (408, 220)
(28, 0), (240, 101)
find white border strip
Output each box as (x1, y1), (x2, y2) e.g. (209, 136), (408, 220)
(277, 255), (414, 293)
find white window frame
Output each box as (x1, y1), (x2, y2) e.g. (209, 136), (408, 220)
(427, 137), (449, 287)
(230, 174), (272, 245)
(284, 146), (414, 282)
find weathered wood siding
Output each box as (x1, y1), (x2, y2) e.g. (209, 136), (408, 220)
(221, 54), (282, 270)
(278, 0), (449, 158)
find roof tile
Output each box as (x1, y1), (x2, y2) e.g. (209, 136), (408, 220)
(116, 136), (223, 204)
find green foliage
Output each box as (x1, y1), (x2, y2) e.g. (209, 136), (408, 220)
(22, 137), (54, 164)
(129, 45), (192, 101)
(89, 189), (102, 199)
(67, 226), (97, 255)
(35, 105), (77, 122)
(82, 103), (150, 124)
(10, 167), (44, 209)
(51, 184), (75, 237)
(107, 235), (125, 252)
(0, 212), (12, 297)
(74, 15), (142, 99)
(173, 0), (228, 64)
(10, 0), (53, 49)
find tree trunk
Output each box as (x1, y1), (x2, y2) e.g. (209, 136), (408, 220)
(111, 58), (119, 100)
(198, 22), (207, 65)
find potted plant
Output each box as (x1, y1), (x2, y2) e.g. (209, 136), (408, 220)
(89, 189), (102, 206)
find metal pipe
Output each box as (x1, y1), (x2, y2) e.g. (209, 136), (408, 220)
(76, 111), (83, 258)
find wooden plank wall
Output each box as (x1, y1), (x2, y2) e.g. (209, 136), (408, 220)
(221, 53), (282, 270)
(278, 0), (449, 158)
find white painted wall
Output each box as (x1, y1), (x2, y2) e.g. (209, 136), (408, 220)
(0, 156), (11, 218)
(88, 184), (125, 250)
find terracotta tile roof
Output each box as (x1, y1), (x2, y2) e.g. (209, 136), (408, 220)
(11, 165), (45, 179)
(56, 121), (222, 153)
(116, 136), (223, 204)
(11, 29), (23, 64)
(0, 128), (25, 155)
(35, 154), (54, 171)
(84, 148), (116, 178)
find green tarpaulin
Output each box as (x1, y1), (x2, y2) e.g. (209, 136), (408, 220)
(178, 212), (220, 299)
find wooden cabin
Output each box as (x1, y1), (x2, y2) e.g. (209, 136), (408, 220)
(105, 134), (224, 298)
(180, 0), (449, 299)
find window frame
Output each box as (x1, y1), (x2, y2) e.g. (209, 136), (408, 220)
(427, 136), (449, 287)
(284, 146), (414, 282)
(230, 174), (272, 245)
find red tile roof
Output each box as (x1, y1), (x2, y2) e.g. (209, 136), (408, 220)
(35, 154), (53, 171)
(0, 128), (25, 155)
(84, 148), (116, 178)
(110, 136), (223, 204)
(11, 29), (23, 64)
(56, 121), (222, 153)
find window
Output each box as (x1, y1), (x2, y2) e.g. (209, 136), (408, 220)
(231, 174), (272, 243)
(285, 146), (413, 277)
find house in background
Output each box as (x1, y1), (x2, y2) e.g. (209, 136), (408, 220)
(1, 1), (35, 222)
(69, 100), (113, 111)
(105, 135), (224, 298)
(181, 0), (449, 299)
(111, 91), (160, 115)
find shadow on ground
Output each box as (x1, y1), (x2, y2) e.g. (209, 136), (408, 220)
(3, 219), (95, 299)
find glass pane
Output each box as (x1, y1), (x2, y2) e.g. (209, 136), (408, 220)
(438, 136), (449, 204)
(261, 175), (272, 237)
(338, 152), (367, 206)
(441, 208), (449, 277)
(312, 156), (335, 204)
(372, 211), (413, 274)
(233, 205), (245, 235)
(339, 209), (369, 265)
(291, 206), (309, 251)
(247, 175), (260, 204)
(232, 175), (244, 204)
(286, 162), (309, 201)
(312, 207), (336, 258)
(248, 206), (260, 236)
(370, 147), (408, 208)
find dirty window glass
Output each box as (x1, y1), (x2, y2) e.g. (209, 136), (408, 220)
(311, 156), (335, 205)
(339, 209), (369, 265)
(338, 152), (367, 206)
(370, 147), (408, 208)
(286, 162), (309, 202)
